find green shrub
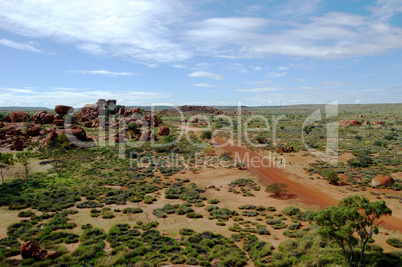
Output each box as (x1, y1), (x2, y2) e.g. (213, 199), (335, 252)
(122, 207), (143, 214)
(153, 208), (167, 218)
(17, 210), (35, 217)
(288, 222), (302, 230)
(267, 206), (276, 212)
(77, 200), (103, 209)
(179, 229), (195, 236)
(208, 198), (220, 204)
(282, 206), (301, 216)
(101, 207), (115, 219)
(186, 212), (203, 219)
(386, 238), (402, 248)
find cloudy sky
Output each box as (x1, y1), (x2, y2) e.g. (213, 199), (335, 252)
(0, 0), (401, 108)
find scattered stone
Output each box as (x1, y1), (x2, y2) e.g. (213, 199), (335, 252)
(339, 120), (361, 126)
(372, 175), (395, 187)
(26, 125), (40, 136)
(84, 121), (92, 127)
(190, 117), (198, 123)
(158, 126), (170, 136)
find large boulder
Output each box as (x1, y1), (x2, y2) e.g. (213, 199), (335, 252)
(26, 125), (40, 136)
(158, 126), (170, 136)
(6, 111), (30, 122)
(77, 104), (99, 120)
(66, 125), (87, 141)
(106, 99), (117, 107)
(371, 175), (395, 187)
(55, 105), (74, 114)
(44, 113), (54, 124)
(339, 120), (361, 126)
(21, 241), (58, 261)
(43, 131), (58, 147)
(32, 110), (48, 124)
(190, 117), (198, 123)
(84, 121), (92, 128)
(53, 119), (64, 126)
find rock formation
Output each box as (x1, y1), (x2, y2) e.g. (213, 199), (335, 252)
(6, 111), (30, 122)
(371, 175), (395, 187)
(21, 241), (58, 261)
(158, 126), (170, 136)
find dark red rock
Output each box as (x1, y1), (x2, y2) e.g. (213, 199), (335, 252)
(158, 126), (170, 136)
(26, 125), (40, 136)
(190, 117), (198, 123)
(44, 113), (54, 124)
(6, 111), (30, 122)
(55, 105), (74, 114)
(0, 121), (4, 128)
(84, 121), (92, 127)
(54, 119), (64, 126)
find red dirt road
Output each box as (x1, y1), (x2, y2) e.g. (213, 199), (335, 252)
(212, 136), (402, 232)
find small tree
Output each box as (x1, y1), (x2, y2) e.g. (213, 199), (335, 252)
(0, 152), (14, 183)
(323, 169), (340, 185)
(315, 195), (392, 264)
(200, 130), (212, 140)
(265, 183), (288, 197)
(15, 149), (33, 183)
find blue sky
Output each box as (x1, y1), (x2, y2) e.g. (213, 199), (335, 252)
(0, 0), (401, 108)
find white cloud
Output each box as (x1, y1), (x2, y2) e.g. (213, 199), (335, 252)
(0, 86), (170, 107)
(234, 87), (281, 93)
(266, 72), (287, 77)
(188, 71), (224, 80)
(0, 1), (401, 63)
(70, 70), (136, 77)
(0, 0), (191, 64)
(191, 83), (218, 88)
(322, 81), (356, 86)
(370, 0), (402, 22)
(245, 80), (272, 85)
(0, 38), (42, 53)
(295, 78), (308, 82)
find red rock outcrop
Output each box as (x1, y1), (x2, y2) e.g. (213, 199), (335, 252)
(190, 118), (198, 123)
(26, 125), (40, 136)
(0, 121), (4, 128)
(6, 111), (30, 122)
(43, 131), (58, 147)
(66, 125), (87, 141)
(55, 105), (74, 114)
(21, 241), (58, 261)
(371, 175), (395, 187)
(339, 120), (361, 126)
(84, 121), (92, 127)
(158, 126), (170, 136)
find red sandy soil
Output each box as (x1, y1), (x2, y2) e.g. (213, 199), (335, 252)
(212, 136), (402, 232)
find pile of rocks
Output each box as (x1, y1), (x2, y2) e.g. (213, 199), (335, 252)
(32, 110), (53, 124)
(54, 105), (74, 126)
(21, 241), (58, 261)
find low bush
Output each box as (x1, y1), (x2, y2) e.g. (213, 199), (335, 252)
(386, 238), (402, 248)
(101, 207), (115, 219)
(17, 210), (35, 217)
(122, 207), (143, 214)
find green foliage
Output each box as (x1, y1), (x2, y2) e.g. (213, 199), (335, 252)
(348, 154), (374, 168)
(127, 122), (138, 131)
(179, 228), (195, 236)
(200, 130), (212, 140)
(323, 169), (340, 185)
(208, 198), (220, 204)
(17, 210), (35, 217)
(265, 183), (288, 197)
(386, 238), (402, 248)
(282, 206), (301, 216)
(0, 152), (14, 183)
(101, 207), (115, 219)
(122, 207), (143, 214)
(315, 195), (392, 264)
